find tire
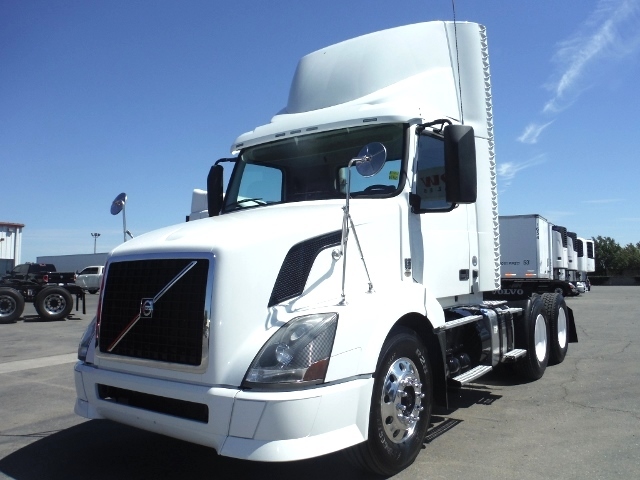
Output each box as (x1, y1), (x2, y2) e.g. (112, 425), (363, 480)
(553, 286), (566, 296)
(515, 296), (550, 380)
(542, 292), (569, 365)
(34, 287), (73, 321)
(345, 328), (432, 476)
(0, 288), (25, 324)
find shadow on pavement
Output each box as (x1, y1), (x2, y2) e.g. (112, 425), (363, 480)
(0, 420), (377, 480)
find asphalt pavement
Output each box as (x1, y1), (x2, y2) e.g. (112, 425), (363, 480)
(0, 287), (638, 479)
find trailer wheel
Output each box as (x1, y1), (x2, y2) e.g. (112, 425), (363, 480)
(345, 327), (432, 476)
(553, 286), (566, 296)
(0, 288), (25, 324)
(515, 296), (549, 380)
(542, 292), (569, 365)
(34, 287), (73, 321)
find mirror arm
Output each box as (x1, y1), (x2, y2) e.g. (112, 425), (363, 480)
(416, 118), (452, 135)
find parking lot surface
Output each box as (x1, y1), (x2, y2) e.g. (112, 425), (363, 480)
(1, 287), (639, 479)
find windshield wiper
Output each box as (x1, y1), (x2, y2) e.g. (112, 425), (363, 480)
(226, 198), (267, 210)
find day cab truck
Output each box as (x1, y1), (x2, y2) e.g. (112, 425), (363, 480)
(74, 22), (578, 476)
(0, 263), (85, 323)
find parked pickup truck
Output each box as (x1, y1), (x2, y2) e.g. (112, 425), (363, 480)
(0, 263), (85, 323)
(2, 263), (76, 285)
(74, 265), (104, 294)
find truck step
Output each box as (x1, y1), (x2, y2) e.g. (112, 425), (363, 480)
(508, 307), (523, 315)
(436, 314), (484, 332)
(481, 300), (507, 306)
(502, 348), (527, 361)
(451, 365), (493, 386)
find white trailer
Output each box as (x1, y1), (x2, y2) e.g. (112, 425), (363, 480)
(499, 214), (552, 279)
(551, 224), (569, 281)
(575, 237), (596, 289)
(498, 215), (580, 297)
(586, 239), (596, 273)
(566, 231), (579, 282)
(74, 22), (578, 476)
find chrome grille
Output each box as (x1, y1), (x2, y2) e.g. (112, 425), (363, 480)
(98, 258), (209, 366)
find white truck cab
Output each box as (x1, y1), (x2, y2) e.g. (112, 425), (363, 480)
(74, 21), (577, 476)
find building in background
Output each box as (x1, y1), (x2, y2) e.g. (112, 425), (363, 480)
(0, 222), (24, 274)
(36, 253), (108, 273)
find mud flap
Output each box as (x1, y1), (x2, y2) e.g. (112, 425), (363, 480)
(567, 306), (578, 343)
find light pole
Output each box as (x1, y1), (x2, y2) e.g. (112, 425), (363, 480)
(91, 232), (101, 254)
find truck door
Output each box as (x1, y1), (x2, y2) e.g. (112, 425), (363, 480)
(409, 131), (476, 298)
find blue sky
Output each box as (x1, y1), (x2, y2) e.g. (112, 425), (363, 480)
(2, 0), (640, 263)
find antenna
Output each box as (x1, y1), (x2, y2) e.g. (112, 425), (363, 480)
(110, 192), (129, 242)
(452, 0), (464, 124)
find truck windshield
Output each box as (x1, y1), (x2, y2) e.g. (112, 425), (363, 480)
(223, 123), (405, 211)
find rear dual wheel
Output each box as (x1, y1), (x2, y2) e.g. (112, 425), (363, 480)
(34, 287), (73, 321)
(515, 295), (550, 380)
(542, 292), (569, 365)
(0, 288), (25, 323)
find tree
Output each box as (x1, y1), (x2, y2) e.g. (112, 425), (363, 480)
(619, 242), (640, 275)
(592, 236), (622, 275)
(592, 236), (640, 276)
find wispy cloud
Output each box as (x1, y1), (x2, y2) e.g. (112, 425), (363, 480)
(517, 121), (554, 144)
(516, 0), (640, 145)
(497, 154), (546, 187)
(543, 0), (640, 114)
(582, 198), (623, 204)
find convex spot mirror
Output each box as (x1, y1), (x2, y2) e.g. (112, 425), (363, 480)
(355, 142), (386, 177)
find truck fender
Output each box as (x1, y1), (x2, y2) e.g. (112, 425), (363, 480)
(332, 282), (448, 408)
(327, 283), (443, 388)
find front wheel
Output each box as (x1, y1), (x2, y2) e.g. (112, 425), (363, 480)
(346, 328), (432, 476)
(34, 287), (73, 321)
(0, 287), (25, 323)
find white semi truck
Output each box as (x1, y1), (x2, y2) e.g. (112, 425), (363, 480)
(74, 22), (578, 476)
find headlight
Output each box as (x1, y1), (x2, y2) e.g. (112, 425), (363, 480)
(78, 316), (97, 362)
(243, 312), (338, 389)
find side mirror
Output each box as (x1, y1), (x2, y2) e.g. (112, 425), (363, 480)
(444, 125), (477, 204)
(207, 164), (224, 217)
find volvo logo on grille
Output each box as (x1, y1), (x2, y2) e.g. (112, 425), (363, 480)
(140, 298), (154, 318)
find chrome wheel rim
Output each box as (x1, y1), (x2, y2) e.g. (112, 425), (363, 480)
(557, 308), (567, 349)
(0, 296), (16, 317)
(44, 294), (66, 314)
(534, 313), (548, 362)
(379, 357), (424, 444)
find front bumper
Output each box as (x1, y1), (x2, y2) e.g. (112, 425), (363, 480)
(74, 361), (373, 461)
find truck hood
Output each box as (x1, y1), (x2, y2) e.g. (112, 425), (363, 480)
(104, 201), (353, 386)
(109, 201), (345, 259)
